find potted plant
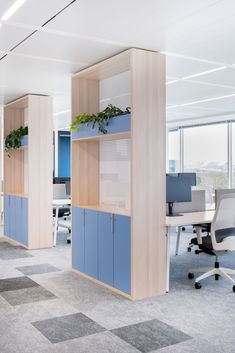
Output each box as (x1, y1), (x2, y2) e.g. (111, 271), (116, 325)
(70, 104), (131, 135)
(5, 126), (28, 157)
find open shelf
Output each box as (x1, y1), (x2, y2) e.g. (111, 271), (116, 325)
(4, 95), (53, 249)
(71, 48), (166, 300)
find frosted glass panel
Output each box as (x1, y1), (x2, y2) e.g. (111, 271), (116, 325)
(100, 139), (130, 209)
(99, 71), (130, 111)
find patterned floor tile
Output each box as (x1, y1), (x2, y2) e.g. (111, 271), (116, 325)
(32, 312), (106, 343)
(111, 319), (192, 353)
(16, 264), (60, 276)
(1, 285), (56, 306)
(0, 247), (33, 260)
(0, 276), (38, 292)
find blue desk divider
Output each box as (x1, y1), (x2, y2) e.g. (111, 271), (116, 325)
(72, 114), (131, 140)
(20, 135), (28, 147)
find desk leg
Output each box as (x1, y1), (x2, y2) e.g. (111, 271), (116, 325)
(53, 207), (59, 247)
(175, 226), (181, 256)
(195, 226), (203, 245)
(166, 226), (171, 293)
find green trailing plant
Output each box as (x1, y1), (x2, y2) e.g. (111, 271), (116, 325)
(5, 126), (28, 157)
(70, 104), (131, 134)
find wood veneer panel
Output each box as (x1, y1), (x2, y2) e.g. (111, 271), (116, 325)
(130, 49), (166, 299)
(27, 95), (53, 249)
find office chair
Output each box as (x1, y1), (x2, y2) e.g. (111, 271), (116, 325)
(188, 194), (235, 292)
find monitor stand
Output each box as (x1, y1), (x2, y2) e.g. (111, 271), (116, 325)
(167, 202), (183, 217)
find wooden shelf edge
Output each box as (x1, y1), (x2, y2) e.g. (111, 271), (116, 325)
(71, 204), (131, 216)
(4, 192), (28, 197)
(72, 268), (132, 300)
(72, 131), (131, 143)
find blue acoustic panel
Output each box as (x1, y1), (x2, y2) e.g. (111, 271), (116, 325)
(98, 212), (114, 286)
(20, 135), (28, 147)
(72, 207), (85, 272)
(4, 194), (10, 236)
(72, 114), (131, 140)
(114, 215), (131, 294)
(84, 209), (98, 279)
(21, 197), (28, 246)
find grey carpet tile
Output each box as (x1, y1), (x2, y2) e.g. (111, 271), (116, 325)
(0, 285), (56, 306)
(32, 312), (106, 344)
(16, 264), (60, 276)
(0, 276), (39, 292)
(0, 247), (33, 260)
(111, 319), (192, 353)
(0, 241), (14, 249)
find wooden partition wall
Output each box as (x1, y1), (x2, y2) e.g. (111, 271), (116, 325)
(71, 48), (166, 300)
(4, 95), (53, 249)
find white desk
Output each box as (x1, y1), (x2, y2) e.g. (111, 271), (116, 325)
(166, 210), (215, 292)
(53, 199), (71, 246)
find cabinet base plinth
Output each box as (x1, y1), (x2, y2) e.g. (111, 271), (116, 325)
(72, 268), (132, 300)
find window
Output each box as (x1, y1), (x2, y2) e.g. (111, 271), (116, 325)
(233, 123), (235, 188)
(183, 123), (228, 204)
(168, 130), (180, 173)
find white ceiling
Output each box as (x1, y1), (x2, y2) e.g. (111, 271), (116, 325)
(1, 0), (235, 129)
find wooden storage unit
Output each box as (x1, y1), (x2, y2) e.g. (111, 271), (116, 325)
(4, 95), (53, 249)
(71, 48), (166, 300)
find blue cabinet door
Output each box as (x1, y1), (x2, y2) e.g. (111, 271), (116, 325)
(21, 197), (28, 246)
(72, 207), (85, 272)
(114, 215), (131, 294)
(98, 212), (114, 286)
(84, 209), (98, 279)
(15, 196), (21, 242)
(9, 196), (16, 240)
(4, 194), (10, 236)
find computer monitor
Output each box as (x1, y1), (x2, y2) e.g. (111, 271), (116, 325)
(53, 177), (70, 184)
(166, 173), (196, 216)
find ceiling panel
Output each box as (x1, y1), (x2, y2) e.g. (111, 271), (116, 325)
(0, 53), (80, 90)
(13, 31), (127, 64)
(166, 81), (235, 105)
(189, 67), (235, 88)
(45, 0), (219, 48)
(166, 55), (218, 79)
(8, 0), (71, 26)
(0, 25), (32, 51)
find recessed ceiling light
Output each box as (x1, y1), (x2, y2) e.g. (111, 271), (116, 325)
(180, 93), (235, 107)
(1, 0), (27, 21)
(166, 79), (179, 85)
(182, 66), (226, 80)
(54, 110), (71, 116)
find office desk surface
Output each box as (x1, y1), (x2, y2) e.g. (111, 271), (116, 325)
(53, 199), (71, 206)
(166, 210), (215, 227)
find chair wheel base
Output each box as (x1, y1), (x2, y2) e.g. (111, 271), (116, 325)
(187, 247), (192, 252)
(195, 282), (202, 289)
(188, 272), (194, 279)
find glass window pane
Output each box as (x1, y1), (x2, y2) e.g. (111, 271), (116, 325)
(168, 130), (180, 173)
(183, 123), (228, 204)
